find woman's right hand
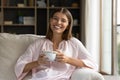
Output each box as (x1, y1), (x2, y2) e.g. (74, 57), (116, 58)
(37, 54), (49, 65)
(23, 54), (48, 73)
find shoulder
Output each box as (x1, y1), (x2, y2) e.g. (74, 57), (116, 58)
(70, 37), (86, 49)
(69, 37), (83, 45)
(29, 37), (47, 47)
(34, 37), (46, 43)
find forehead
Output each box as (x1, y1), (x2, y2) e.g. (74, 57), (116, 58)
(53, 12), (68, 19)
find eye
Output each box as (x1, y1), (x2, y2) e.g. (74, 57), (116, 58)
(61, 19), (68, 23)
(52, 17), (58, 21)
(52, 16), (68, 23)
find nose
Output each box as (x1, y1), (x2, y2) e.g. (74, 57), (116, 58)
(56, 19), (62, 24)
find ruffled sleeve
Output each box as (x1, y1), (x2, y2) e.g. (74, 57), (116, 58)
(72, 38), (98, 71)
(14, 44), (34, 80)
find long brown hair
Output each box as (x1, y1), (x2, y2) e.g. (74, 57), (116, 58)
(46, 8), (73, 40)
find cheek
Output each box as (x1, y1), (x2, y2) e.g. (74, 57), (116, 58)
(64, 23), (69, 29)
(66, 21), (69, 26)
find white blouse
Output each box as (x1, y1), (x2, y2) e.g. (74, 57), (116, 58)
(15, 37), (98, 80)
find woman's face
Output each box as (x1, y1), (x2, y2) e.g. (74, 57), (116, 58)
(50, 12), (69, 35)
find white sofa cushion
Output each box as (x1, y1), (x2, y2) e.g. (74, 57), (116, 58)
(0, 33), (42, 80)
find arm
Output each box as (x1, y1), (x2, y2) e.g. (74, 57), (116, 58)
(22, 60), (39, 73)
(15, 38), (46, 79)
(55, 38), (98, 71)
(23, 54), (48, 73)
(14, 44), (35, 79)
(55, 50), (91, 68)
(66, 57), (92, 68)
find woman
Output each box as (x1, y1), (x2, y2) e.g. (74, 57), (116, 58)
(15, 8), (104, 80)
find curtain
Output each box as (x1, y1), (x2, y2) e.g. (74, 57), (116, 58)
(85, 0), (112, 74)
(85, 0), (100, 70)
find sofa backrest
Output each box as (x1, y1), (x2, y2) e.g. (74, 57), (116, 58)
(0, 33), (43, 80)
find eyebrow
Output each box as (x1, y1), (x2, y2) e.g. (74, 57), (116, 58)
(52, 16), (68, 21)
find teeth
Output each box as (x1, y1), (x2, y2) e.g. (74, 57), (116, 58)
(55, 26), (60, 29)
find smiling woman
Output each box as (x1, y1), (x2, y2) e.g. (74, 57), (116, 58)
(14, 8), (105, 80)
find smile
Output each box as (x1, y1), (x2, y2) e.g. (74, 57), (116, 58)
(54, 26), (62, 29)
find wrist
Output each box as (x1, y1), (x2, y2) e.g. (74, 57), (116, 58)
(66, 57), (70, 63)
(37, 60), (41, 65)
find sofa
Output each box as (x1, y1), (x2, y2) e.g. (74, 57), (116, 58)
(0, 33), (43, 80)
(0, 33), (108, 80)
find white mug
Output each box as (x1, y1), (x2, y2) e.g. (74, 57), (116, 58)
(43, 51), (57, 61)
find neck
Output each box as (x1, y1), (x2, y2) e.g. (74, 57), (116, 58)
(52, 34), (62, 50)
(52, 35), (62, 43)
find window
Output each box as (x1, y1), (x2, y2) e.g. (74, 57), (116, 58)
(117, 0), (120, 74)
(100, 0), (112, 74)
(85, 0), (115, 75)
(85, 0), (120, 78)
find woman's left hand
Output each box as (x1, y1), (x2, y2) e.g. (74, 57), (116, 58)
(55, 50), (69, 63)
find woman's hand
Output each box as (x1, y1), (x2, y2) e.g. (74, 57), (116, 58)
(37, 54), (49, 65)
(55, 50), (69, 63)
(54, 50), (87, 68)
(23, 54), (48, 73)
